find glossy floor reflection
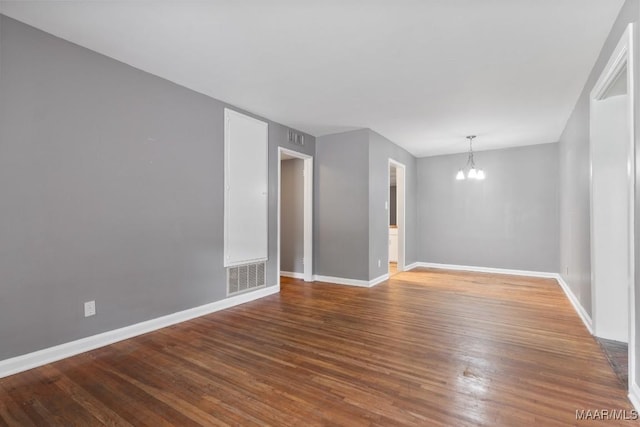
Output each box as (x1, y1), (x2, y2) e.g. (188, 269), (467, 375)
(0, 269), (635, 426)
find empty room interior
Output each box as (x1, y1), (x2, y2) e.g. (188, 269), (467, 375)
(3, 0), (640, 425)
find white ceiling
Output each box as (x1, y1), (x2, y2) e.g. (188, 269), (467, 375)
(0, 0), (624, 157)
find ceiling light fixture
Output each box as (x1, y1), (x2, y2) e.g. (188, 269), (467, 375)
(456, 135), (485, 180)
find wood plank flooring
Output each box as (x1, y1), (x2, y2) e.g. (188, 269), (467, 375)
(0, 268), (636, 426)
(597, 338), (629, 389)
(389, 262), (398, 276)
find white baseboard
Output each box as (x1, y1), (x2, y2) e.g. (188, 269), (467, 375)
(313, 274), (388, 288)
(0, 285), (280, 379)
(405, 262), (419, 271)
(629, 381), (640, 413)
(280, 271), (304, 279)
(369, 273), (389, 287)
(410, 262), (558, 278)
(554, 274), (593, 335)
(408, 262), (593, 335)
(313, 274), (370, 287)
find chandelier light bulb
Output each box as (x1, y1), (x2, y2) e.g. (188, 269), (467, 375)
(468, 168), (477, 179)
(456, 170), (466, 180)
(476, 169), (485, 180)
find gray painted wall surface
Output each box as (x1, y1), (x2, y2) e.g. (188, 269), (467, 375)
(559, 0), (638, 318)
(557, 0), (640, 384)
(315, 129), (417, 281)
(280, 159), (304, 273)
(368, 130), (417, 280)
(0, 15), (314, 360)
(314, 130), (370, 280)
(417, 143), (560, 272)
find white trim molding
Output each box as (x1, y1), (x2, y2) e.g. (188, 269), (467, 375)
(405, 262), (419, 271)
(555, 275), (594, 335)
(589, 22), (636, 390)
(277, 147), (314, 285)
(406, 262), (593, 334)
(388, 158), (406, 273)
(0, 285), (280, 379)
(280, 271), (305, 279)
(629, 381), (640, 413)
(369, 273), (390, 287)
(406, 262), (558, 279)
(313, 274), (389, 288)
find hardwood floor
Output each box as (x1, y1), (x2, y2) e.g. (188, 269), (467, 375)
(597, 338), (629, 389)
(0, 268), (636, 426)
(389, 262), (398, 276)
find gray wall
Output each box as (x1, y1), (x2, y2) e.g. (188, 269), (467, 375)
(315, 129), (370, 280)
(368, 130), (417, 279)
(559, 0), (638, 319)
(417, 143), (560, 273)
(315, 129), (417, 281)
(0, 15), (314, 360)
(280, 158), (304, 273)
(557, 0), (640, 384)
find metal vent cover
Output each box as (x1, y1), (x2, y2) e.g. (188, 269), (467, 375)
(227, 262), (266, 295)
(287, 129), (305, 146)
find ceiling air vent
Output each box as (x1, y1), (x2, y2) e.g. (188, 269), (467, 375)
(288, 130), (305, 146)
(227, 262), (266, 296)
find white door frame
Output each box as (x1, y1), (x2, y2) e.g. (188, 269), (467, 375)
(388, 159), (406, 273)
(589, 23), (635, 392)
(277, 147), (314, 283)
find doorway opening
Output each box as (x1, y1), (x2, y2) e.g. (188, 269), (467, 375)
(278, 148), (313, 284)
(589, 23), (635, 392)
(388, 159), (406, 276)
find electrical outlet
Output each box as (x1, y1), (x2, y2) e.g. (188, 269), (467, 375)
(378, 259), (381, 268)
(565, 266), (569, 275)
(84, 300), (96, 317)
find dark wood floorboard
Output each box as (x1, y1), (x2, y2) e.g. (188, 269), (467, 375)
(597, 338), (629, 389)
(0, 268), (636, 426)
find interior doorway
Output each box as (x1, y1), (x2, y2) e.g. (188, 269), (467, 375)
(388, 159), (406, 276)
(278, 148), (313, 284)
(589, 23), (635, 391)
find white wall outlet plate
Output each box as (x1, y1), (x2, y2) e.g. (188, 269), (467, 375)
(84, 300), (96, 317)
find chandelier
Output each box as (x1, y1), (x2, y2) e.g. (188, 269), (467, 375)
(456, 135), (485, 180)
